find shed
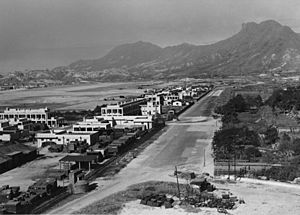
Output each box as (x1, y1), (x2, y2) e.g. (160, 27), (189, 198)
(59, 155), (98, 171)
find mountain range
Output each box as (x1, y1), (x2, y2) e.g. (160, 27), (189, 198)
(2, 20), (300, 85)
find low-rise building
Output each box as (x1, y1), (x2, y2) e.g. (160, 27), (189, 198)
(163, 92), (180, 106)
(9, 118), (34, 131)
(35, 130), (99, 148)
(172, 100), (184, 106)
(101, 98), (147, 116)
(141, 94), (164, 116)
(0, 121), (17, 131)
(0, 108), (64, 127)
(73, 117), (111, 132)
(99, 115), (154, 130)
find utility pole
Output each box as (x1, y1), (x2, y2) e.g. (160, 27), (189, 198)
(234, 150), (237, 181)
(203, 148), (206, 167)
(175, 166), (181, 200)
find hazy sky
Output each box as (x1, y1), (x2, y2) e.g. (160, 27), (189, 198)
(1, 0), (300, 72)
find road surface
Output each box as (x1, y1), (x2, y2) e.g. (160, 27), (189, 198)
(47, 89), (223, 214)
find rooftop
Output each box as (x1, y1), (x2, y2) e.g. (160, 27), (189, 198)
(59, 155), (98, 162)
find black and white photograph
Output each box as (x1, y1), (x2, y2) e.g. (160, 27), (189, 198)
(0, 0), (300, 214)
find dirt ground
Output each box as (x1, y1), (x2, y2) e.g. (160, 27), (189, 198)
(119, 178), (300, 215)
(0, 81), (180, 110)
(0, 147), (68, 190)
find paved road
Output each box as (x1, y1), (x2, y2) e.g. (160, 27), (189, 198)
(140, 90), (221, 171)
(47, 89), (223, 214)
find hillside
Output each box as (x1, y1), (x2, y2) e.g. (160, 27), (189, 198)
(2, 20), (300, 85)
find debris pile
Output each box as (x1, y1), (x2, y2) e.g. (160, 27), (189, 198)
(138, 178), (245, 212)
(184, 192), (238, 209)
(140, 193), (175, 208)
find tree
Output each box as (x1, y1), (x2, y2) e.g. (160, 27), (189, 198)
(278, 133), (293, 152)
(212, 126), (260, 159)
(245, 95), (263, 108)
(258, 105), (277, 126)
(215, 94), (247, 115)
(264, 127), (279, 145)
(221, 111), (240, 127)
(245, 146), (261, 161)
(292, 138), (300, 155)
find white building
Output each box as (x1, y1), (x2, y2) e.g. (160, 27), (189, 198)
(35, 130), (99, 148)
(172, 100), (184, 106)
(98, 115), (154, 130)
(0, 107), (64, 127)
(9, 118), (34, 131)
(101, 98), (147, 116)
(163, 92), (180, 106)
(141, 94), (163, 116)
(73, 117), (111, 132)
(0, 120), (16, 131)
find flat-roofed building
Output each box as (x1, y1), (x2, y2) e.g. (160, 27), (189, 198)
(100, 115), (154, 130)
(141, 94), (163, 116)
(73, 117), (111, 132)
(35, 130), (99, 148)
(101, 98), (147, 116)
(163, 92), (180, 106)
(0, 107), (64, 128)
(9, 118), (34, 131)
(0, 120), (17, 131)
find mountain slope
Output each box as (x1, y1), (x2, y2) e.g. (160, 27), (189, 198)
(67, 20), (300, 79)
(2, 20), (300, 84)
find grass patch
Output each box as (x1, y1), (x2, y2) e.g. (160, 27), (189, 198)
(73, 181), (187, 214)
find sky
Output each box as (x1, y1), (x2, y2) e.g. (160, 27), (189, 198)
(0, 0), (300, 73)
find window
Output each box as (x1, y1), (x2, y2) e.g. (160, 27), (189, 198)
(87, 127), (92, 131)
